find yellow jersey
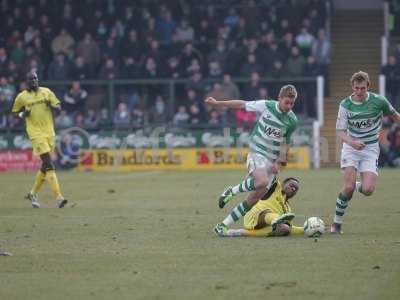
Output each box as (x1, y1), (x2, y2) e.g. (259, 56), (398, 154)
(12, 87), (60, 139)
(251, 180), (292, 215)
(243, 179), (293, 230)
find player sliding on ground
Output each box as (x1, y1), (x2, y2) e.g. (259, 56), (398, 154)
(12, 70), (68, 208)
(205, 84), (298, 236)
(332, 71), (400, 234)
(225, 177), (305, 237)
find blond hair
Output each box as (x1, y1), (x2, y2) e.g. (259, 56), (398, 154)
(279, 84), (298, 99)
(350, 71), (370, 87)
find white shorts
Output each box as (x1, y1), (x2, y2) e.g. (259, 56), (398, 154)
(340, 143), (379, 175)
(246, 152), (276, 189)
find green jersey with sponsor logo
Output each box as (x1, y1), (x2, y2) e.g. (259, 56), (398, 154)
(336, 92), (397, 145)
(245, 100), (298, 161)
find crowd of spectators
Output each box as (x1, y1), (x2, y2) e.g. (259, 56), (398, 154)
(381, 54), (399, 110)
(379, 117), (400, 167)
(385, 1), (400, 111)
(381, 56), (400, 167)
(381, 1), (400, 166)
(388, 0), (400, 36)
(0, 0), (331, 131)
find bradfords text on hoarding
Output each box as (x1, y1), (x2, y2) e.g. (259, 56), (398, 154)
(79, 148), (309, 171)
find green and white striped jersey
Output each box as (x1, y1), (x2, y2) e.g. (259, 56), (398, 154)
(246, 100), (298, 161)
(336, 92), (397, 145)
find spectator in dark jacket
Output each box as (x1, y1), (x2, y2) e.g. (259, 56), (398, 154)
(387, 125), (400, 167)
(382, 55), (400, 110)
(63, 81), (88, 115)
(47, 52), (71, 80)
(240, 53), (263, 77)
(99, 58), (118, 79)
(71, 56), (91, 80)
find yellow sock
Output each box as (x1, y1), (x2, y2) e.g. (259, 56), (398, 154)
(31, 170), (46, 194)
(290, 226), (304, 236)
(244, 227), (273, 237)
(46, 170), (62, 199)
(264, 213), (280, 225)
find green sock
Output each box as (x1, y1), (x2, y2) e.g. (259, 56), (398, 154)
(222, 201), (251, 227)
(231, 177), (255, 195)
(333, 192), (351, 224)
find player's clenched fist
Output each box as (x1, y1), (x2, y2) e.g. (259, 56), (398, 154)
(350, 140), (365, 150)
(204, 97), (218, 107)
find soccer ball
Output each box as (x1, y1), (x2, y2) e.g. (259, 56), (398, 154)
(303, 217), (325, 237)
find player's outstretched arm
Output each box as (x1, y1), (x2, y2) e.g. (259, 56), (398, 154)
(204, 97), (246, 109)
(226, 226), (306, 237)
(290, 225), (304, 236)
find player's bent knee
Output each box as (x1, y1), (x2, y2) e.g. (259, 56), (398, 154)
(274, 224), (290, 236)
(343, 185), (355, 196)
(41, 159), (55, 172)
(254, 178), (268, 190)
(362, 187), (375, 196)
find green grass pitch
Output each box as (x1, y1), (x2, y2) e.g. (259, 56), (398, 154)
(0, 169), (399, 300)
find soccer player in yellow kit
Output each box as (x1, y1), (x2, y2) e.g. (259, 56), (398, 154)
(225, 177), (305, 237)
(12, 70), (67, 208)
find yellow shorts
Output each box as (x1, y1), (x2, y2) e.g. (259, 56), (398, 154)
(244, 206), (274, 230)
(31, 136), (55, 156)
(244, 207), (274, 236)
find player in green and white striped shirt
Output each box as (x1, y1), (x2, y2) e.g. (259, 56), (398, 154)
(332, 71), (400, 234)
(205, 85), (298, 236)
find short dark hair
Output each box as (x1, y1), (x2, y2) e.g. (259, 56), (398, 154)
(283, 177), (299, 184)
(26, 70), (38, 80)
